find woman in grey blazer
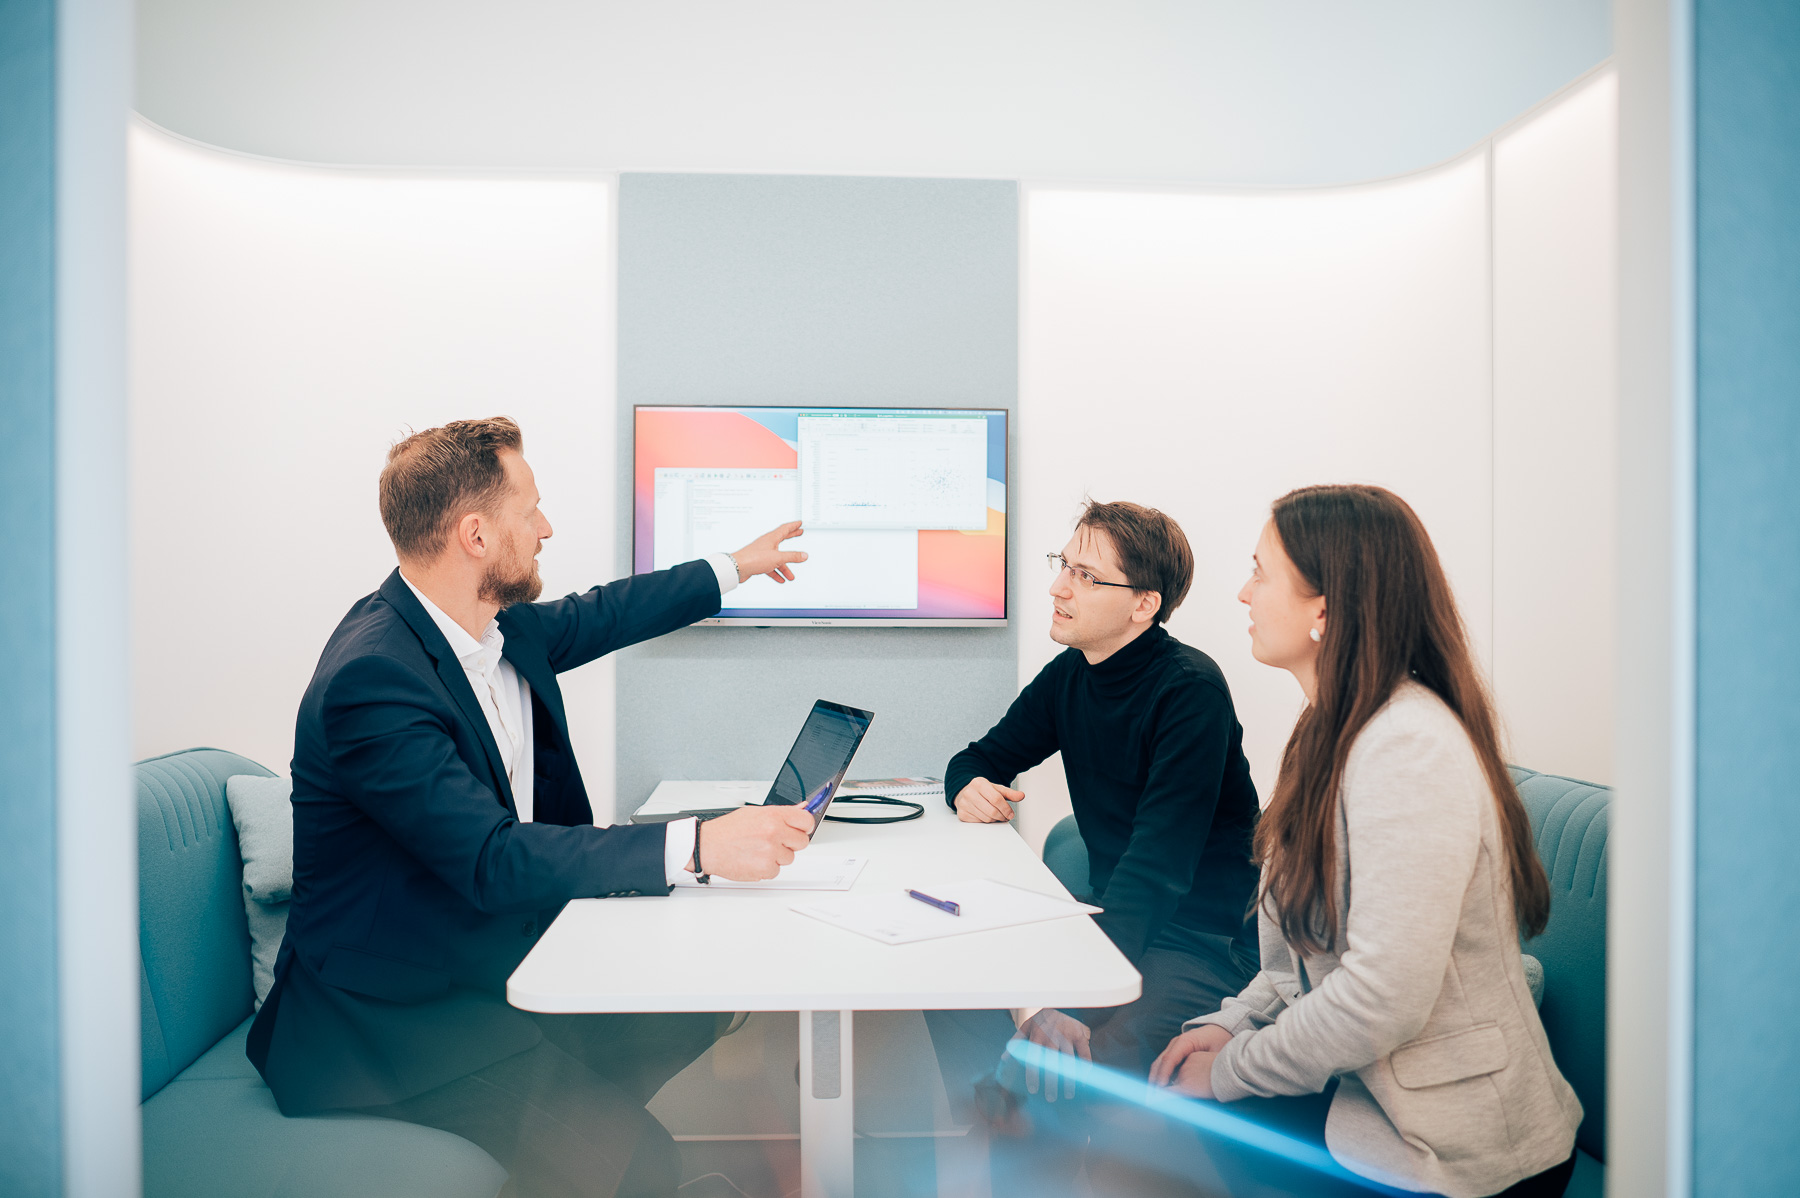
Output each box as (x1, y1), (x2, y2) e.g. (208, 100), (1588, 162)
(1147, 485), (1582, 1198)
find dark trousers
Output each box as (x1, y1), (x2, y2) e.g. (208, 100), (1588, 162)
(924, 927), (1257, 1198)
(1072, 928), (1259, 1075)
(353, 1011), (725, 1198)
(1085, 1083), (1387, 1197)
(1084, 1084), (1578, 1198)
(927, 928), (1258, 1095)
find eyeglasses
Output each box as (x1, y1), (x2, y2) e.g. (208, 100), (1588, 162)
(1047, 552), (1135, 591)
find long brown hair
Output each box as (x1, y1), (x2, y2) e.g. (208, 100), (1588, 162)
(1253, 484), (1550, 952)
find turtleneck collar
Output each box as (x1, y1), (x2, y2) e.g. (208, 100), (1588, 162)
(1082, 622), (1170, 684)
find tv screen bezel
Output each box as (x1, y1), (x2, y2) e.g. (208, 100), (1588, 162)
(631, 403), (1009, 628)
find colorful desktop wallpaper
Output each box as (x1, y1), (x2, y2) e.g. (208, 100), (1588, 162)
(634, 406), (1007, 620)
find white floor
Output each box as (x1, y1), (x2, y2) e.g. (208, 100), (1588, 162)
(649, 1010), (989, 1198)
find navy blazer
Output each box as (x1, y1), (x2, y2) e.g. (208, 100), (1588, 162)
(247, 562), (721, 1114)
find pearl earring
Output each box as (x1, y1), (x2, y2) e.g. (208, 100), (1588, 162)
(1310, 628), (1322, 643)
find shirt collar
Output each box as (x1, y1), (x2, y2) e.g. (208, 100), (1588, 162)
(398, 572), (503, 671)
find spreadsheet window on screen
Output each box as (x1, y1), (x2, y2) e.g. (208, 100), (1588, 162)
(634, 406), (1008, 625)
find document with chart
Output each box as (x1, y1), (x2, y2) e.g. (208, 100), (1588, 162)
(796, 412), (989, 530)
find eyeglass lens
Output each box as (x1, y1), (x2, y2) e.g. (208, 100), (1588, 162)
(1047, 553), (1098, 588)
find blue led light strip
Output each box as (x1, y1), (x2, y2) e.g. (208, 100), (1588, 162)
(1002, 1040), (1411, 1195)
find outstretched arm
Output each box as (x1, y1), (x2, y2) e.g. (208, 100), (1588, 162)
(524, 524), (810, 673)
(524, 560), (727, 674)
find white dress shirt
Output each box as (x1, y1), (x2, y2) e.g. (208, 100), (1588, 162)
(399, 552), (739, 887)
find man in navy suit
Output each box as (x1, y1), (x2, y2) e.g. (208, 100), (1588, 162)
(247, 417), (816, 1198)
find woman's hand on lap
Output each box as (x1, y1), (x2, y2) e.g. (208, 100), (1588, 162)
(1149, 1024), (1231, 1088)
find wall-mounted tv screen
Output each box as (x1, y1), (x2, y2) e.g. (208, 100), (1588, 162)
(634, 405), (1008, 626)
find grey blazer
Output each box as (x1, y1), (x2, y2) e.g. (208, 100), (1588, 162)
(1188, 682), (1582, 1197)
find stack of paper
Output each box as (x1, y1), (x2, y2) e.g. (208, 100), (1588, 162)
(673, 854), (868, 891)
(792, 879), (1101, 944)
(840, 776), (945, 797)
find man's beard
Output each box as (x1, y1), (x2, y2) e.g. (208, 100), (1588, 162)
(478, 541), (543, 608)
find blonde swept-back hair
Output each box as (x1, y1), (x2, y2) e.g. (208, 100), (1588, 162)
(378, 417), (523, 560)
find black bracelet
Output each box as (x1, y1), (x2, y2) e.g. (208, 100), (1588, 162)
(690, 823), (710, 885)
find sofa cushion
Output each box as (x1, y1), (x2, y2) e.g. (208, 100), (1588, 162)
(139, 748), (271, 1099)
(1510, 766), (1609, 1163)
(1522, 952), (1545, 1007)
(143, 1019), (506, 1198)
(1565, 1148), (1604, 1198)
(225, 773), (296, 1008)
(1042, 815), (1093, 902)
(227, 773), (295, 905)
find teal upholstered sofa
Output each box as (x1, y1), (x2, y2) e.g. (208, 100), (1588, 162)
(1040, 764), (1610, 1198)
(137, 747), (507, 1198)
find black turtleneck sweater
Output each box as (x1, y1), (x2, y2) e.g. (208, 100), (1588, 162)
(946, 624), (1260, 966)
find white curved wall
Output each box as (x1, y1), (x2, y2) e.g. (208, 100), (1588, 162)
(135, 0), (1609, 185)
(1014, 71), (1617, 845)
(128, 128), (619, 811)
(128, 71), (1616, 839)
(1491, 73), (1619, 790)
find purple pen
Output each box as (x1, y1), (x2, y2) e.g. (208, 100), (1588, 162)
(906, 889), (961, 916)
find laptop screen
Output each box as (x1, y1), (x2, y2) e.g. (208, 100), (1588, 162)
(764, 700), (874, 820)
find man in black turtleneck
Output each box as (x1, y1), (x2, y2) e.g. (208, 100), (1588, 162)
(925, 500), (1260, 1160)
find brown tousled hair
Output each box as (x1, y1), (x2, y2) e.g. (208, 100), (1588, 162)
(1075, 499), (1194, 625)
(1253, 484), (1550, 953)
(379, 417), (523, 560)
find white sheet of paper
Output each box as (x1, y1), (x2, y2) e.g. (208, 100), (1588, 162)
(790, 879), (1101, 944)
(673, 854), (869, 891)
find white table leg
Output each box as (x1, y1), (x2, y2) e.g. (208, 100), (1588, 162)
(798, 1009), (855, 1198)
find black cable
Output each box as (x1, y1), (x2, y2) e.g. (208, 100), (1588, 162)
(821, 794), (926, 824)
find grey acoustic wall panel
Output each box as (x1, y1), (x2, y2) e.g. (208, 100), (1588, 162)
(615, 174), (1019, 816)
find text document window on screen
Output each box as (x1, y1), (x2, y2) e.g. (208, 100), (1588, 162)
(798, 413), (988, 530)
(652, 467), (917, 609)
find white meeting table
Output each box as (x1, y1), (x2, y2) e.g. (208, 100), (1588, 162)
(508, 788), (1141, 1198)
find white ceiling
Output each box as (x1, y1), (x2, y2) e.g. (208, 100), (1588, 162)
(136, 0), (1609, 184)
